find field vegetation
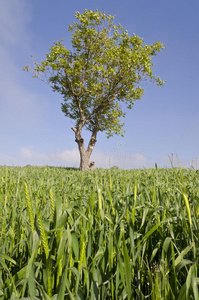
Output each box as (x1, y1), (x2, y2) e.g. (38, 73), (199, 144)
(0, 166), (198, 299)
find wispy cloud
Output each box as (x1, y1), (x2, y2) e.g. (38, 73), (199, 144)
(18, 146), (150, 169)
(19, 147), (80, 167)
(0, 145), (191, 169)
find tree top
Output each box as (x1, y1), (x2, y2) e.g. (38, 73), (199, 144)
(24, 9), (165, 137)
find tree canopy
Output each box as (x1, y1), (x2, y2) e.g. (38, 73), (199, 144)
(24, 9), (165, 170)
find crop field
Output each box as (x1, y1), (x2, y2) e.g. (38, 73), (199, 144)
(0, 166), (199, 299)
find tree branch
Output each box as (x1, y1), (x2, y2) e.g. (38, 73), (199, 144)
(87, 126), (98, 155)
(71, 127), (77, 133)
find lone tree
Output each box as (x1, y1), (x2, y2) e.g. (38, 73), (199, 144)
(24, 10), (165, 171)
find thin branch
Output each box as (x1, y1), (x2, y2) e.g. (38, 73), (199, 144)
(71, 127), (77, 133)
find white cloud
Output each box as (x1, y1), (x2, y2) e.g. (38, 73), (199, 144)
(17, 146), (150, 169)
(19, 147), (80, 167)
(0, 146), (194, 169)
(91, 150), (148, 169)
(20, 147), (34, 159)
(155, 154), (193, 169)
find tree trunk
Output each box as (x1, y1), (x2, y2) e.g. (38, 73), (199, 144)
(72, 126), (97, 171)
(79, 147), (91, 171)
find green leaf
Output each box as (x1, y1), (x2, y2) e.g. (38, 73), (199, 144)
(0, 254), (16, 265)
(71, 231), (79, 260)
(175, 244), (193, 268)
(24, 9), (164, 144)
(57, 229), (67, 264)
(123, 238), (131, 299)
(142, 222), (162, 241)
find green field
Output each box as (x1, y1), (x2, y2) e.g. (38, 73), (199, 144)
(0, 166), (198, 299)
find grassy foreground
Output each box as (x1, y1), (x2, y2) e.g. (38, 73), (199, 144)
(0, 166), (199, 299)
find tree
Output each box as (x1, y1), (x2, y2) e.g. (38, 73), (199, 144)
(24, 9), (165, 171)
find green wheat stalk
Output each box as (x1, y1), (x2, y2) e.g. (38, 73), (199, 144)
(24, 182), (35, 233)
(49, 189), (55, 220)
(182, 193), (192, 227)
(37, 211), (49, 259)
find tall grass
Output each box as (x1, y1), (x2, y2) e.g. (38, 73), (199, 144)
(0, 166), (198, 299)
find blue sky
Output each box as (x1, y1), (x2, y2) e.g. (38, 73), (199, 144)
(1, 0), (199, 168)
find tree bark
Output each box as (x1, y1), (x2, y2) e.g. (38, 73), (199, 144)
(71, 126), (97, 171)
(79, 147), (90, 171)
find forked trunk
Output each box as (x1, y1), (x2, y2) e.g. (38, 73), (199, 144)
(72, 126), (97, 171)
